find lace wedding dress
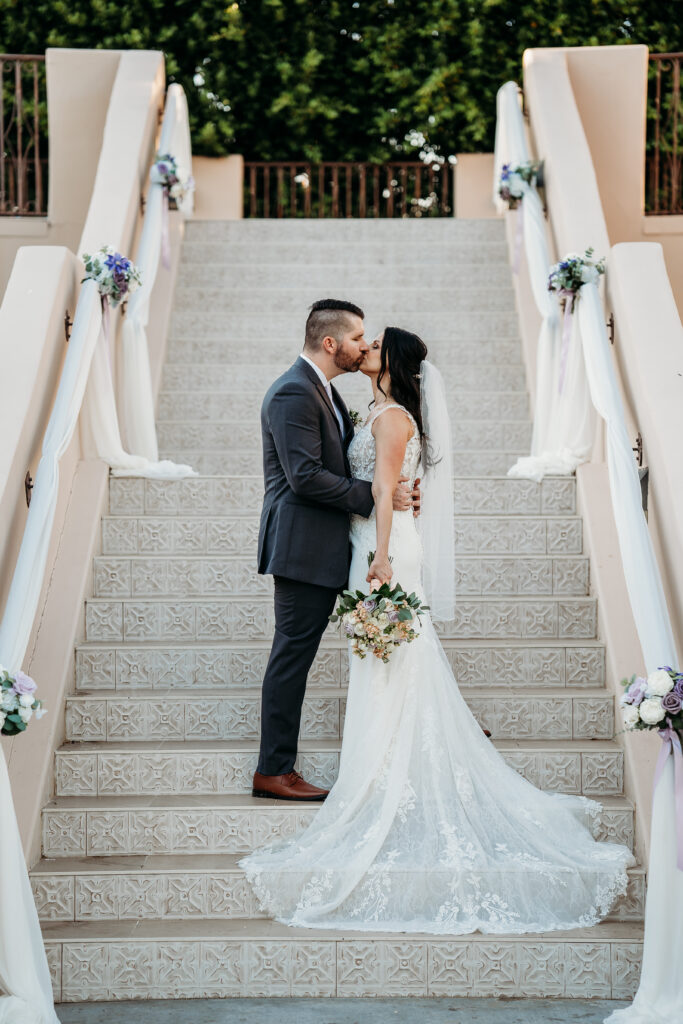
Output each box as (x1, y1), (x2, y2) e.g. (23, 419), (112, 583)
(240, 404), (635, 933)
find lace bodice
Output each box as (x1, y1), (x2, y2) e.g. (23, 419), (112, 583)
(348, 403), (422, 484)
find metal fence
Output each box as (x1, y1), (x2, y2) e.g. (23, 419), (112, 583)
(647, 52), (683, 215)
(245, 161), (451, 218)
(0, 54), (47, 216)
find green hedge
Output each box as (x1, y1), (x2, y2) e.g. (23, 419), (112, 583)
(0, 0), (677, 160)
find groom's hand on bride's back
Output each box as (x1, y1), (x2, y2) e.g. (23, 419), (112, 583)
(391, 477), (421, 518)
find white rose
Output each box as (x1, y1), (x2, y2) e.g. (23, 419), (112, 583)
(646, 669), (674, 697)
(378, 613), (389, 625)
(19, 693), (34, 708)
(1, 691), (17, 711)
(18, 707), (33, 724)
(354, 624), (365, 636)
(580, 265), (599, 284)
(639, 697), (666, 726)
(621, 705), (640, 729)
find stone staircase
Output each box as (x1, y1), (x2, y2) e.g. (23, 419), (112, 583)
(35, 219), (643, 1002)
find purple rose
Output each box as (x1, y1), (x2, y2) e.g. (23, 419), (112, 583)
(674, 679), (683, 699)
(662, 691), (682, 715)
(363, 598), (376, 612)
(157, 161), (169, 175)
(344, 622), (355, 637)
(624, 676), (647, 706)
(12, 670), (37, 695)
(388, 610), (399, 622)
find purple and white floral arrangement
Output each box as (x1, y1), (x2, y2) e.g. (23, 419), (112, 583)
(547, 247), (606, 313)
(0, 667), (46, 736)
(620, 667), (683, 733)
(150, 151), (195, 205)
(81, 246), (142, 307)
(498, 161), (539, 210)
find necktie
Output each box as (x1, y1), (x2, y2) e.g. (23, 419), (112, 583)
(326, 382), (344, 433)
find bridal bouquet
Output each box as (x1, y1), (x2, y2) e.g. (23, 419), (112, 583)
(330, 554), (428, 663)
(620, 666), (683, 732)
(81, 246), (142, 307)
(547, 247), (606, 312)
(1, 667), (46, 736)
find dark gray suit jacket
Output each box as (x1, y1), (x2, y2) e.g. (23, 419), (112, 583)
(258, 356), (374, 588)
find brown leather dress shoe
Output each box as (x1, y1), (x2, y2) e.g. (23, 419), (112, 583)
(252, 769), (329, 801)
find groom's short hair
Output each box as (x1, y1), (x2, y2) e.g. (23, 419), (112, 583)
(304, 298), (365, 351)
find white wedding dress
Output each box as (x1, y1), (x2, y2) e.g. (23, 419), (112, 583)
(240, 403), (635, 933)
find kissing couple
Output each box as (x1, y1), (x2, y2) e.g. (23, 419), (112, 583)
(240, 298), (634, 935)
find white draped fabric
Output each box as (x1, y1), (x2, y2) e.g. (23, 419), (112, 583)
(574, 281), (683, 1024)
(493, 81), (594, 481)
(119, 84), (194, 459)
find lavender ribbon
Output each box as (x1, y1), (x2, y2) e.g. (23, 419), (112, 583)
(161, 187), (171, 270)
(100, 295), (113, 378)
(557, 289), (574, 395)
(653, 723), (683, 871)
(512, 198), (524, 275)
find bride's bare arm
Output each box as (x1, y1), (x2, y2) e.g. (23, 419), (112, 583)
(367, 410), (412, 586)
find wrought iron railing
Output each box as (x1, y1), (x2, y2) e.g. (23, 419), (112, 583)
(647, 53), (683, 215)
(0, 54), (47, 216)
(244, 161), (451, 218)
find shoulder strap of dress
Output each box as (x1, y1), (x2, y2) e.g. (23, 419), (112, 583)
(369, 403), (416, 434)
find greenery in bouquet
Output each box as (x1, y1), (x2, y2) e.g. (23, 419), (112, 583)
(547, 247), (606, 312)
(348, 408), (363, 428)
(620, 666), (683, 733)
(0, 667), (46, 736)
(330, 552), (428, 663)
(81, 246), (142, 307)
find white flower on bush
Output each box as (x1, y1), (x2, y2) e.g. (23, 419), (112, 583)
(18, 693), (34, 708)
(639, 697), (667, 725)
(621, 704), (641, 729)
(646, 669), (674, 697)
(18, 707), (33, 724)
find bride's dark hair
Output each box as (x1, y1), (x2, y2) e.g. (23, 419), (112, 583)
(376, 326), (428, 442)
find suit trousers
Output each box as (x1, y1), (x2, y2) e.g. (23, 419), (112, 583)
(257, 575), (340, 777)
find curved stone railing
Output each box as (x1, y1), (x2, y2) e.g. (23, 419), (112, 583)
(0, 51), (190, 861)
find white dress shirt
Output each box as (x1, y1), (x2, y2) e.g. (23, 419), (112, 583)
(300, 354), (345, 433)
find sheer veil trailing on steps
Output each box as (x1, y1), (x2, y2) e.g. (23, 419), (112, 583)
(418, 359), (455, 621)
(240, 358), (634, 934)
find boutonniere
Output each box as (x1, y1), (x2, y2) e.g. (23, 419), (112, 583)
(348, 409), (363, 428)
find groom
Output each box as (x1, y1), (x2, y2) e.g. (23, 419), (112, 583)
(253, 298), (419, 801)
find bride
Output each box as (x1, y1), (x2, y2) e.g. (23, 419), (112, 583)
(240, 326), (635, 934)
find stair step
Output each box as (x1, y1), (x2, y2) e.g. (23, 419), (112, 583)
(169, 311), (520, 342)
(108, 475), (576, 517)
(84, 596), (598, 643)
(184, 218), (507, 242)
(178, 263), (516, 288)
(61, 687), (614, 749)
(156, 389), (531, 423)
(180, 240), (512, 266)
(41, 794), (635, 858)
(40, 917), (643, 1002)
(32, 853), (644, 925)
(56, 735), (623, 797)
(162, 450), (529, 477)
(164, 339), (524, 366)
(161, 362), (527, 392)
(92, 554), (589, 599)
(74, 640), (605, 691)
(101, 514), (582, 558)
(156, 420), (532, 451)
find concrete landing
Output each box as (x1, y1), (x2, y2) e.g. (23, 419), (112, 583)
(56, 997), (628, 1024)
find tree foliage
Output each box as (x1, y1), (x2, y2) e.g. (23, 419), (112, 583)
(0, 0), (680, 160)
